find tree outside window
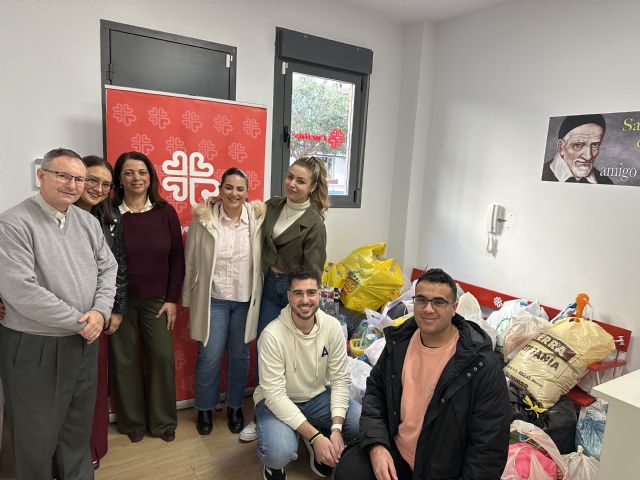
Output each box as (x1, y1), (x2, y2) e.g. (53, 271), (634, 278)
(290, 72), (355, 196)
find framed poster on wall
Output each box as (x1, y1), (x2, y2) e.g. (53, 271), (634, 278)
(542, 111), (640, 186)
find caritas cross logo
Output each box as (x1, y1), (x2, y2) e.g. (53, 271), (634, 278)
(293, 128), (345, 149)
(161, 150), (219, 206)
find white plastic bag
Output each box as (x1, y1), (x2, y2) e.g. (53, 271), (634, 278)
(364, 337), (386, 367)
(347, 356), (372, 404)
(563, 445), (599, 480)
(364, 308), (389, 331)
(456, 291), (483, 320)
(502, 443), (556, 480)
(509, 420), (567, 478)
(380, 282), (416, 318)
(488, 299), (548, 352)
(457, 292), (498, 350)
(503, 312), (550, 361)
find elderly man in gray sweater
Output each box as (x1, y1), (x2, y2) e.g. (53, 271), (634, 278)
(0, 148), (117, 480)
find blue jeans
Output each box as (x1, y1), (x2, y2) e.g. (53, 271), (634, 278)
(257, 269), (290, 336)
(255, 388), (362, 469)
(255, 270), (289, 382)
(194, 299), (250, 411)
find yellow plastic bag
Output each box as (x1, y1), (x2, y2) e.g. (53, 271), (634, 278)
(339, 243), (404, 313)
(321, 261), (347, 289)
(505, 318), (615, 408)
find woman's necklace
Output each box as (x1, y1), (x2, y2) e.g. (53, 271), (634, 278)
(285, 204), (297, 219)
(126, 198), (147, 213)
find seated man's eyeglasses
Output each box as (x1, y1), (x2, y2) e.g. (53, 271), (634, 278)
(412, 295), (452, 310)
(85, 176), (114, 191)
(41, 168), (86, 185)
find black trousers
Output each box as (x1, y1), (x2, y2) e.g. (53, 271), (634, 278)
(0, 325), (98, 480)
(335, 440), (413, 480)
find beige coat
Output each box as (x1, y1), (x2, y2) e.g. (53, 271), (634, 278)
(181, 201), (266, 345)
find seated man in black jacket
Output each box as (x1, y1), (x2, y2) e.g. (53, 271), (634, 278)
(335, 268), (510, 480)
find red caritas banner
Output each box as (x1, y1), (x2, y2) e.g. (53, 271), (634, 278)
(105, 86), (267, 402)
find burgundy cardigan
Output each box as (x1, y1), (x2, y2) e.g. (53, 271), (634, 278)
(121, 203), (185, 303)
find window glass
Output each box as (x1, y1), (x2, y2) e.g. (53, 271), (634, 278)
(290, 72), (355, 196)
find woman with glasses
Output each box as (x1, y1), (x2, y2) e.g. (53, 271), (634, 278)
(74, 155), (128, 469)
(110, 151), (185, 443)
(181, 168), (266, 436)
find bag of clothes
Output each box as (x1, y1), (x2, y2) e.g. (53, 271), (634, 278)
(456, 292), (497, 350)
(505, 318), (615, 408)
(509, 387), (578, 454)
(488, 299), (548, 352)
(575, 399), (608, 460)
(503, 420), (567, 480)
(563, 445), (599, 480)
(502, 443), (557, 480)
(340, 243), (404, 313)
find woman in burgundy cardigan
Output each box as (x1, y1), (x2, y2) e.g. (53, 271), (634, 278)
(110, 151), (185, 443)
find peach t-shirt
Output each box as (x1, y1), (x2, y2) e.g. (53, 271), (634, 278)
(395, 328), (459, 469)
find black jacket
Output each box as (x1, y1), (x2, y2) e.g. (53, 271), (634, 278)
(94, 206), (128, 315)
(360, 314), (510, 479)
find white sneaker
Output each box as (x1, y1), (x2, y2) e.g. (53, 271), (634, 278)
(239, 420), (257, 442)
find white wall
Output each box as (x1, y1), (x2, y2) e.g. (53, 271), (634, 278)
(387, 21), (436, 272)
(411, 0), (640, 370)
(0, 0), (403, 262)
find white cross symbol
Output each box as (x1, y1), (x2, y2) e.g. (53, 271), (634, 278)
(161, 150), (219, 206)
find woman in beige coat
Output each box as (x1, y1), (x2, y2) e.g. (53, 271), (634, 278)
(181, 168), (266, 436)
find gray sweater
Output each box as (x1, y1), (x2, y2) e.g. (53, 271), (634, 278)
(0, 197), (117, 336)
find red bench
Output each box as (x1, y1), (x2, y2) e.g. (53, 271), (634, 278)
(410, 268), (631, 407)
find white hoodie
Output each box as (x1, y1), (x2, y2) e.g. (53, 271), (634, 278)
(253, 305), (351, 430)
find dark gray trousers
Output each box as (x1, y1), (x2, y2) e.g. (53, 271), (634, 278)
(0, 325), (98, 480)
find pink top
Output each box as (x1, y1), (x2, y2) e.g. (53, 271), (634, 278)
(211, 204), (252, 302)
(395, 328), (459, 469)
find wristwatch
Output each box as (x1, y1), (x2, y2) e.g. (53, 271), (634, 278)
(331, 423), (343, 433)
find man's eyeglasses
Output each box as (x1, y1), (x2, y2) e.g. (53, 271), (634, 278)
(41, 168), (86, 185)
(85, 176), (114, 192)
(413, 295), (453, 311)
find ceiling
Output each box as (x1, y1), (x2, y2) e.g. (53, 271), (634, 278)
(336, 0), (509, 24)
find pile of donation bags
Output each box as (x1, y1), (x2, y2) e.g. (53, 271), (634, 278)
(489, 295), (615, 470)
(480, 295), (615, 478)
(325, 266), (617, 479)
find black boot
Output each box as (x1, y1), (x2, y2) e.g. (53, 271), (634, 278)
(196, 409), (213, 435)
(227, 406), (244, 433)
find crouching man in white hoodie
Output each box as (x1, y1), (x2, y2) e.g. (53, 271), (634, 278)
(254, 265), (361, 480)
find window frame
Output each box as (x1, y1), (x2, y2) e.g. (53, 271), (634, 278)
(271, 28), (372, 208)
